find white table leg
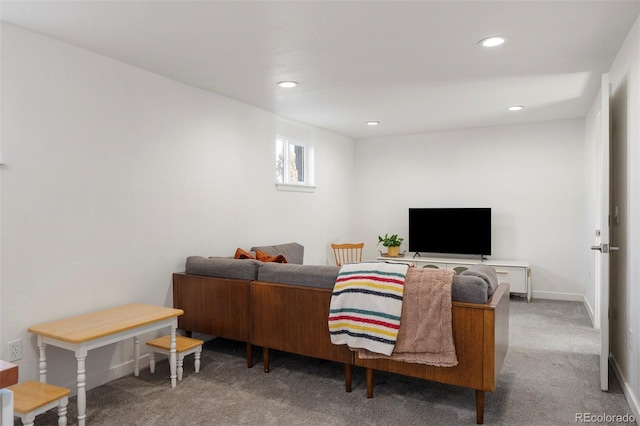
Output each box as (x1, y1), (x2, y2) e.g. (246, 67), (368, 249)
(23, 412), (36, 426)
(134, 336), (140, 377)
(76, 349), (87, 426)
(195, 348), (201, 373)
(58, 395), (69, 426)
(37, 336), (48, 383)
(177, 354), (184, 381)
(169, 326), (177, 387)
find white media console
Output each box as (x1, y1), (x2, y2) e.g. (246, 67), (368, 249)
(378, 255), (532, 302)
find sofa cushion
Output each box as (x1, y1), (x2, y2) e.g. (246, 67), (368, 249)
(459, 264), (498, 296)
(250, 242), (304, 265)
(257, 262), (340, 289)
(451, 275), (490, 304)
(185, 256), (261, 280)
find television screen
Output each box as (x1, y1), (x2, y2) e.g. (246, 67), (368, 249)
(408, 208), (491, 256)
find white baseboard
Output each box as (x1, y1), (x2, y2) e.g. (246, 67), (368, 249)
(59, 334), (215, 397)
(531, 290), (585, 302)
(59, 354), (152, 397)
(610, 355), (640, 422)
(581, 295), (596, 327)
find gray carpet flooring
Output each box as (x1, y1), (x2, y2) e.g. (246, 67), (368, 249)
(31, 298), (636, 425)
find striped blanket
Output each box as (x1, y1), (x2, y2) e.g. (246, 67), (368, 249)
(328, 262), (410, 356)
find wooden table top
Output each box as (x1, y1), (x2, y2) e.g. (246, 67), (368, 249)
(9, 381), (71, 413)
(28, 304), (184, 344)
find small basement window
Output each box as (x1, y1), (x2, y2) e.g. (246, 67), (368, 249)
(275, 134), (315, 192)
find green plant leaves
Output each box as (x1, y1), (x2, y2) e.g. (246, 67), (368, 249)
(377, 233), (404, 247)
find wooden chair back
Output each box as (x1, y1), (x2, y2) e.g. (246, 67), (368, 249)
(331, 243), (364, 267)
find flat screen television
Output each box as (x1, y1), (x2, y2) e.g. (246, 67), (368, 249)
(408, 208), (491, 256)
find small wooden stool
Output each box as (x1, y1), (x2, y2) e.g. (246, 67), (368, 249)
(8, 381), (71, 426)
(146, 335), (203, 382)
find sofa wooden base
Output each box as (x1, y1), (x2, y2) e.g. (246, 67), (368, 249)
(173, 272), (509, 423)
(251, 281), (355, 392)
(173, 273), (253, 368)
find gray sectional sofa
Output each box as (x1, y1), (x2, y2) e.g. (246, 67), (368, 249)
(172, 242), (509, 424)
(184, 242), (498, 304)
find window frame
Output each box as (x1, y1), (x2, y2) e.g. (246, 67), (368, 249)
(275, 133), (316, 193)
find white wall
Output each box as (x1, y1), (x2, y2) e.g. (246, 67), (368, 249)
(607, 14), (640, 421)
(0, 23), (354, 390)
(353, 119), (587, 300)
(3, 14), (637, 417)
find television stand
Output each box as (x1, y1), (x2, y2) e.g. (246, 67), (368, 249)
(380, 255), (531, 302)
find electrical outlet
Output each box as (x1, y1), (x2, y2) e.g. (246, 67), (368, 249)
(8, 339), (22, 361)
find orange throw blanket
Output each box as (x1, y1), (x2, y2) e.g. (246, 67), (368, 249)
(356, 268), (458, 367)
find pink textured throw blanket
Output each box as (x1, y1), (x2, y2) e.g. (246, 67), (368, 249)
(356, 268), (458, 367)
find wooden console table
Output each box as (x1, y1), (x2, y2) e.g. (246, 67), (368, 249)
(28, 304), (183, 426)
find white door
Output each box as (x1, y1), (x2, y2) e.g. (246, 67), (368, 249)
(591, 73), (614, 392)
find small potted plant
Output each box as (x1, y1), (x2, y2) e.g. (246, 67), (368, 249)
(377, 233), (404, 257)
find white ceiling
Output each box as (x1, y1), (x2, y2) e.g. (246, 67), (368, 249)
(1, 1), (638, 139)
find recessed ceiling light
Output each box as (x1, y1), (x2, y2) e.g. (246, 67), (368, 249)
(277, 81), (298, 88)
(366, 121), (380, 126)
(478, 36), (508, 47)
(507, 105), (524, 111)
